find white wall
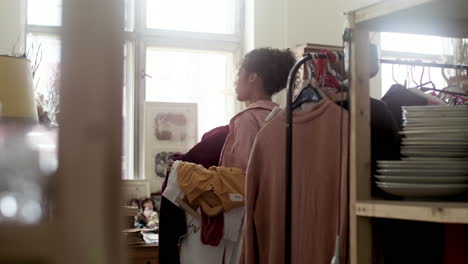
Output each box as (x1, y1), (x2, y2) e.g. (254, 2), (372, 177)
(0, 0), (25, 55)
(251, 0), (380, 50)
(251, 0), (383, 98)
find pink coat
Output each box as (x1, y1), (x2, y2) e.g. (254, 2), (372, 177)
(219, 100), (278, 172)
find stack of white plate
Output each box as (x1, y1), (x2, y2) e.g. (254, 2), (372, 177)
(376, 160), (468, 198)
(400, 105), (468, 158)
(376, 105), (468, 198)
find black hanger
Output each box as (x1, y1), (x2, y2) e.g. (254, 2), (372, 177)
(291, 85), (323, 109)
(291, 60), (323, 110)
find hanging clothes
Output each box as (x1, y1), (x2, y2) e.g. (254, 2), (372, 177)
(381, 84), (445, 129)
(219, 100), (278, 172)
(241, 99), (349, 264)
(218, 100), (279, 264)
(444, 224), (468, 264)
(159, 125), (229, 264)
(340, 98), (400, 193)
(177, 162), (245, 216)
(163, 161), (245, 264)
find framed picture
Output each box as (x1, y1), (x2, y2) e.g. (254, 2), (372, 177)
(122, 180), (151, 205)
(144, 102), (198, 193)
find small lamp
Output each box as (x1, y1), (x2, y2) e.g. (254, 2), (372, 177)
(0, 55), (38, 121)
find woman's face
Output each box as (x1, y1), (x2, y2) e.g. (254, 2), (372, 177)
(235, 67), (253, 102)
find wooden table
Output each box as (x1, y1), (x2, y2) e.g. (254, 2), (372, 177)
(128, 243), (159, 264)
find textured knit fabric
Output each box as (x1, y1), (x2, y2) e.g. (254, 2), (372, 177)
(177, 162), (245, 216)
(444, 224), (468, 264)
(219, 100), (278, 172)
(241, 99), (349, 264)
(159, 126), (229, 264)
(201, 209), (224, 246)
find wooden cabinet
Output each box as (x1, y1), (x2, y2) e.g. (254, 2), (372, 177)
(128, 243), (159, 264)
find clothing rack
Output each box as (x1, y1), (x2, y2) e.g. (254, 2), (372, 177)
(285, 51), (345, 263)
(380, 59), (468, 70)
(285, 53), (315, 264)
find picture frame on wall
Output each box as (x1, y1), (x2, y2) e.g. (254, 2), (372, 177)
(122, 180), (151, 205)
(144, 102), (198, 193)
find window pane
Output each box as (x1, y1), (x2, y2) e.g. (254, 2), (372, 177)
(27, 33), (61, 102)
(125, 0), (135, 32)
(381, 33), (454, 55)
(145, 47), (235, 138)
(146, 0), (236, 34)
(27, 0), (62, 26)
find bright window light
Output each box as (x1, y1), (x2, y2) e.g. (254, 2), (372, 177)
(380, 33), (455, 96)
(146, 0), (236, 34)
(145, 47), (235, 138)
(26, 34), (61, 97)
(27, 0), (62, 26)
(381, 32), (454, 55)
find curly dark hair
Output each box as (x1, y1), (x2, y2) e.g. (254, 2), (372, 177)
(241, 48), (297, 96)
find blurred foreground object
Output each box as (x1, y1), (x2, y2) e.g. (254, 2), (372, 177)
(0, 55), (38, 121)
(0, 124), (57, 224)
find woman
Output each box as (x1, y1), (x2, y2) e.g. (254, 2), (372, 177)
(219, 47), (296, 264)
(220, 48), (296, 172)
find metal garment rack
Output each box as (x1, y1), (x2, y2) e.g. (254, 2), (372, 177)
(285, 51), (346, 263)
(285, 53), (315, 264)
(380, 59), (468, 70)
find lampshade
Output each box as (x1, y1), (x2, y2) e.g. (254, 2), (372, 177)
(0, 55), (38, 121)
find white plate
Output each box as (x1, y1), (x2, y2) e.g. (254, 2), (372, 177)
(401, 157), (468, 162)
(375, 175), (468, 184)
(402, 141), (468, 146)
(400, 130), (468, 135)
(404, 112), (468, 118)
(377, 160), (468, 165)
(401, 146), (468, 151)
(402, 105), (468, 111)
(403, 125), (468, 131)
(377, 164), (468, 170)
(377, 169), (468, 176)
(401, 150), (468, 158)
(376, 182), (468, 198)
(404, 117), (468, 123)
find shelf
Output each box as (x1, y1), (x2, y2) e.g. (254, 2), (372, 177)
(355, 200), (468, 224)
(353, 0), (468, 38)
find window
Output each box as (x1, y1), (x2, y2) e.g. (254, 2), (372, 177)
(145, 47), (235, 139)
(140, 0), (242, 180)
(27, 0), (62, 26)
(26, 33), (61, 97)
(26, 0), (243, 179)
(26, 0), (136, 178)
(380, 32), (455, 96)
(146, 0), (236, 34)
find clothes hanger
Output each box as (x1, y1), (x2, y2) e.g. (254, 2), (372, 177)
(411, 65), (419, 88)
(314, 53), (348, 102)
(291, 58), (323, 110)
(392, 63), (399, 84)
